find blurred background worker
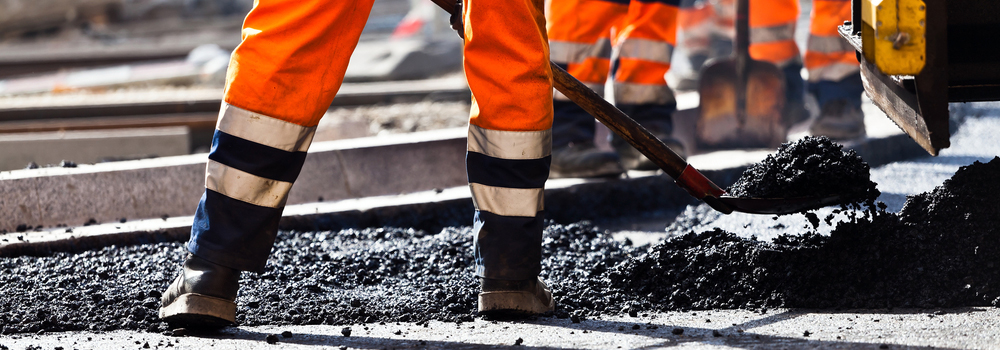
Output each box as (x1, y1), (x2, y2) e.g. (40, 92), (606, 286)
(800, 0), (865, 140)
(159, 0), (556, 327)
(546, 0), (685, 178)
(678, 0), (865, 140)
(546, 0), (864, 180)
(674, 0), (734, 91)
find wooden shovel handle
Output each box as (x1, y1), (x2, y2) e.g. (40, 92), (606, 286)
(429, 0), (687, 176)
(549, 63), (687, 177)
(429, 0), (732, 212)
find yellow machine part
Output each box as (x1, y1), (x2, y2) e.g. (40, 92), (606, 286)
(861, 0), (926, 75)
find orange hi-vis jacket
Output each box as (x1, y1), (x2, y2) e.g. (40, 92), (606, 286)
(189, 0), (554, 280)
(678, 0), (858, 82)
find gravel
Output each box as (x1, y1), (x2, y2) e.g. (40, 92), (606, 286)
(1, 155), (997, 334)
(727, 136), (880, 205)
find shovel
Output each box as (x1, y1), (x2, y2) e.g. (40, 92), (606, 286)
(696, 0), (787, 150)
(429, 0), (837, 215)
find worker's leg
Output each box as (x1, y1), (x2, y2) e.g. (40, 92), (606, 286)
(612, 0), (685, 168)
(546, 0), (628, 178)
(749, 0), (807, 124)
(805, 0), (865, 139)
(711, 0), (737, 40)
(464, 0), (555, 314)
(678, 0), (715, 78)
(675, 0), (733, 90)
(161, 0), (375, 326)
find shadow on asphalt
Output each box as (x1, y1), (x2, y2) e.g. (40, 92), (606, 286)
(176, 309), (964, 349)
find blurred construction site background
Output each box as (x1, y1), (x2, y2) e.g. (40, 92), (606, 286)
(0, 0), (469, 171)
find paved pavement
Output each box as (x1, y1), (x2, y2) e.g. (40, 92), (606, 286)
(3, 307), (998, 349)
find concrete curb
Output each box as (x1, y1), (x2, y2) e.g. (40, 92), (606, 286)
(7, 308), (999, 349)
(0, 127), (469, 233)
(0, 126), (192, 171)
(0, 76), (470, 122)
(0, 130), (926, 257)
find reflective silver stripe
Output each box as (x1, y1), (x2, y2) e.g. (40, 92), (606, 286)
(549, 39), (613, 64)
(467, 125), (552, 160)
(750, 23), (796, 43)
(469, 183), (544, 217)
(613, 82), (676, 105)
(216, 102), (316, 152)
(554, 82), (604, 101)
(678, 21), (715, 53)
(807, 63), (860, 82)
(205, 160), (292, 208)
(807, 35), (854, 54)
(617, 38), (674, 64)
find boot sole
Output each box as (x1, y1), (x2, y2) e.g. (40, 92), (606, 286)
(159, 293), (236, 328)
(478, 290), (555, 315)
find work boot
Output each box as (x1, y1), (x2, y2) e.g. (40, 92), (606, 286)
(159, 253), (240, 328)
(809, 99), (866, 140)
(613, 135), (686, 171)
(478, 277), (555, 315)
(550, 142), (624, 179)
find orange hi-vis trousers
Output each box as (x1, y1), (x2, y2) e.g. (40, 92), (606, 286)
(803, 0), (858, 82)
(678, 0), (734, 56)
(677, 0), (859, 110)
(747, 0), (857, 82)
(748, 0), (801, 67)
(678, 0), (857, 81)
(547, 0), (679, 147)
(190, 0), (554, 281)
(548, 0), (678, 106)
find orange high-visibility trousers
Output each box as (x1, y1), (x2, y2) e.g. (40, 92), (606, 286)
(191, 0), (554, 281)
(548, 0), (678, 105)
(614, 0), (680, 106)
(547, 0), (679, 147)
(547, 0), (628, 99)
(804, 0), (858, 82)
(746, 0), (858, 82)
(678, 0), (734, 57)
(748, 0), (800, 66)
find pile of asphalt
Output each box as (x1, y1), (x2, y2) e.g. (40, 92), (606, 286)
(607, 157), (1000, 312)
(2, 158), (998, 334)
(727, 136), (880, 205)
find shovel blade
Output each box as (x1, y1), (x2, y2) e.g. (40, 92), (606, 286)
(696, 58), (788, 150)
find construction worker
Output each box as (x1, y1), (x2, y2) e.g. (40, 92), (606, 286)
(801, 0), (865, 139)
(546, 0), (686, 177)
(674, 0), (734, 91)
(159, 0), (555, 327)
(747, 0), (863, 138)
(679, 0), (863, 139)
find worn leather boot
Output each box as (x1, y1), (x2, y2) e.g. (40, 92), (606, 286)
(159, 253), (240, 328)
(809, 99), (866, 140)
(478, 277), (555, 315)
(550, 142), (624, 179)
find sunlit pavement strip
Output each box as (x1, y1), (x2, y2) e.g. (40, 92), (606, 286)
(3, 308), (999, 349)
